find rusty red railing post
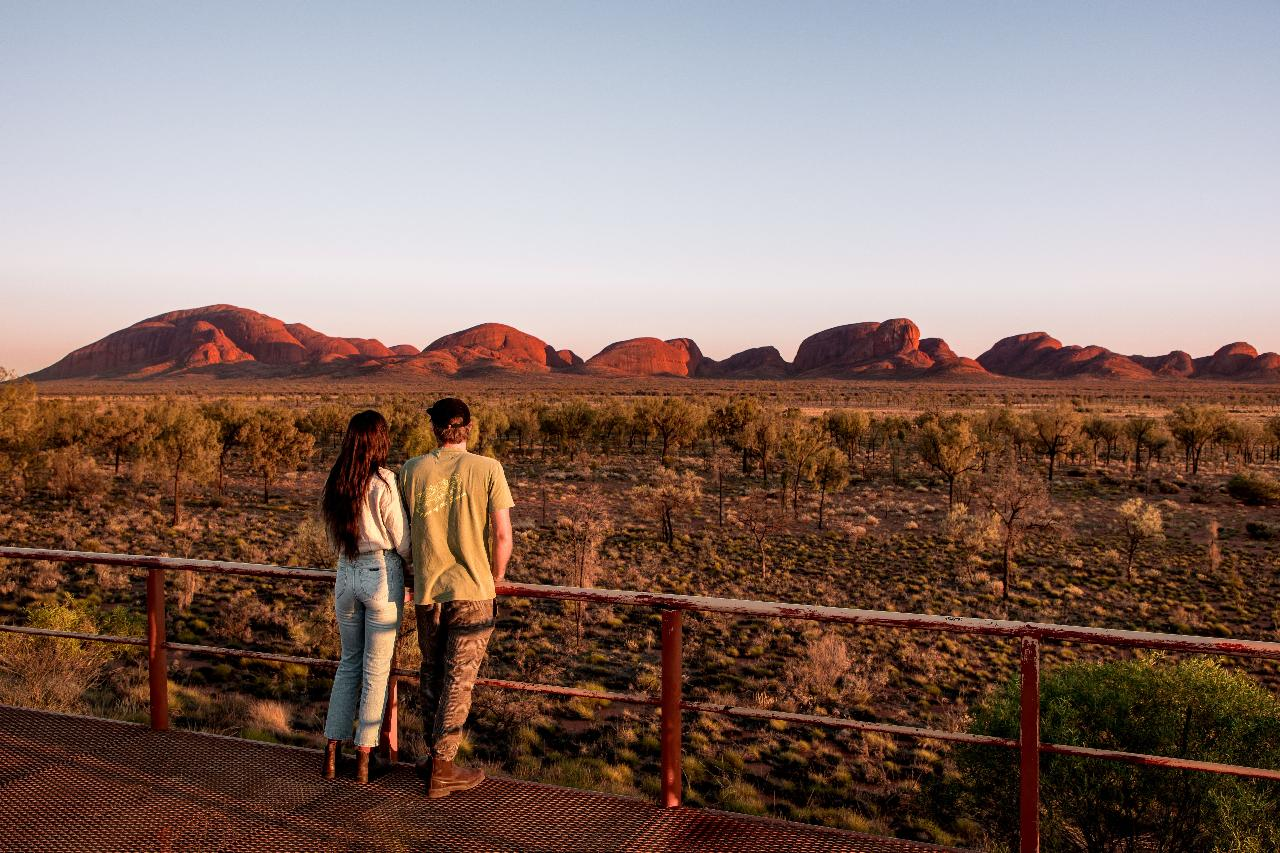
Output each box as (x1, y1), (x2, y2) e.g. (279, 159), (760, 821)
(1019, 634), (1041, 853)
(660, 609), (683, 808)
(146, 567), (169, 731)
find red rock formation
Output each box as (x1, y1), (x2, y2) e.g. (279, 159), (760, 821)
(1130, 351), (1195, 377)
(791, 319), (932, 377)
(547, 348), (584, 369)
(417, 323), (558, 374)
(32, 305), (309, 379)
(1195, 343), (1260, 377)
(924, 356), (991, 379)
(1248, 352), (1280, 379)
(346, 338), (394, 358)
(585, 338), (703, 376)
(28, 304), (1279, 383)
(917, 337), (991, 379)
(698, 346), (791, 379)
(285, 323), (361, 359)
(978, 333), (1153, 379)
(976, 333), (1063, 376)
(919, 338), (957, 362)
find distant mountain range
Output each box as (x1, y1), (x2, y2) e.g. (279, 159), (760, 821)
(27, 304), (1280, 382)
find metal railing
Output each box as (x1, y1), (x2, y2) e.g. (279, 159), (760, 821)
(2, 546), (1280, 853)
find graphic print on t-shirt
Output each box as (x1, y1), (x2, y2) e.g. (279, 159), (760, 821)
(416, 474), (468, 517)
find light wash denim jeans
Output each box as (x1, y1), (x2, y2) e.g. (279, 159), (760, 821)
(323, 549), (404, 748)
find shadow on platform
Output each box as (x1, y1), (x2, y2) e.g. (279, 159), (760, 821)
(0, 705), (960, 852)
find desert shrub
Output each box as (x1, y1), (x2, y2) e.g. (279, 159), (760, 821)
(0, 596), (143, 712)
(1226, 472), (1280, 506)
(286, 515), (335, 570)
(43, 445), (106, 499)
(961, 656), (1280, 852)
(1245, 521), (1277, 541)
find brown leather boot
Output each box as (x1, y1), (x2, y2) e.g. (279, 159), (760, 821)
(355, 747), (395, 784)
(355, 747), (373, 784)
(322, 740), (340, 780)
(427, 757), (485, 798)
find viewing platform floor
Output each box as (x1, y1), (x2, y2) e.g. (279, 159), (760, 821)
(0, 705), (960, 852)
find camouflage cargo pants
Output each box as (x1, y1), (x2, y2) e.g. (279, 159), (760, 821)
(415, 600), (495, 761)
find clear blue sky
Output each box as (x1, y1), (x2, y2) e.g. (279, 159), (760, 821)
(2, 1), (1277, 374)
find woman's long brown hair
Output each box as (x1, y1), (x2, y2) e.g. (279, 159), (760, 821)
(321, 410), (391, 560)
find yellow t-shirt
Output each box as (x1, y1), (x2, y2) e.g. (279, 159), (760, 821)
(398, 448), (514, 604)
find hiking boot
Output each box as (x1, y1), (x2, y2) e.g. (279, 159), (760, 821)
(355, 748), (393, 784)
(414, 756), (433, 782)
(427, 758), (484, 798)
(322, 740), (340, 780)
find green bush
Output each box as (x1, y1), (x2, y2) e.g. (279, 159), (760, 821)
(960, 656), (1280, 852)
(1245, 521), (1277, 541)
(1226, 473), (1280, 506)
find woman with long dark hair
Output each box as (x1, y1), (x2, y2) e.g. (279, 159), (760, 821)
(320, 410), (411, 783)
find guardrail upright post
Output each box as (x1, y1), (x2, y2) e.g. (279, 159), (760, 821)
(660, 609), (683, 808)
(147, 567), (169, 731)
(1019, 635), (1040, 853)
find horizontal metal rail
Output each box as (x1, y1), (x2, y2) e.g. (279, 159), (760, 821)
(6, 547), (1280, 658)
(4, 545), (1280, 851)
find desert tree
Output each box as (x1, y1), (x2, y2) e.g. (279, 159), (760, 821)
(506, 403), (540, 456)
(623, 398), (655, 453)
(974, 460), (1060, 600)
(201, 400), (250, 493)
(1267, 416), (1280, 462)
(743, 409), (780, 485)
(1122, 416), (1160, 474)
(1116, 498), (1164, 583)
(402, 414), (438, 457)
(469, 405), (510, 457)
(729, 491), (780, 577)
(0, 371), (39, 491)
(1145, 426), (1173, 471)
(705, 445), (729, 526)
(650, 397), (705, 464)
(1221, 418), (1264, 467)
(147, 401), (218, 525)
(915, 416), (981, 509)
(239, 409), (315, 502)
(540, 399), (596, 457)
(711, 395), (761, 474)
(971, 408), (1018, 470)
(631, 468), (703, 546)
(591, 400), (631, 455)
(297, 403), (348, 454)
(553, 486), (612, 645)
(1029, 404), (1081, 485)
(871, 415), (912, 479)
(779, 415), (825, 516)
(811, 447), (850, 530)
(95, 404), (153, 477)
(824, 409), (871, 468)
(1166, 404), (1230, 475)
(1082, 416), (1122, 467)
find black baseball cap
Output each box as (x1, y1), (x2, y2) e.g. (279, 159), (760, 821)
(427, 397), (471, 427)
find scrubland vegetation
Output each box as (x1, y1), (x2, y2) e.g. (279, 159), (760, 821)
(2, 370), (1280, 850)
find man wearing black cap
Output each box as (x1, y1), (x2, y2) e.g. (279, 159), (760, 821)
(398, 398), (514, 798)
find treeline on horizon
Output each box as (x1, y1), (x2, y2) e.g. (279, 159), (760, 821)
(3, 371), (1279, 535)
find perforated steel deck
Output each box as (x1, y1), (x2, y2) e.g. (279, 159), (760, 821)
(0, 706), (959, 852)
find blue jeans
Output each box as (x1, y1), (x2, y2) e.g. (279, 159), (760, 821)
(323, 550), (404, 748)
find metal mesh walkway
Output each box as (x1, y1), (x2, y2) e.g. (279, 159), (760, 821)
(0, 706), (959, 852)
